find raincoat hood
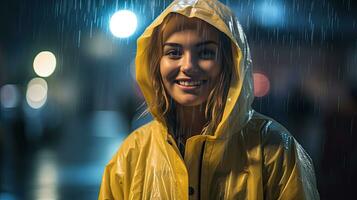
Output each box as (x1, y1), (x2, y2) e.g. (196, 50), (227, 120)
(135, 0), (254, 138)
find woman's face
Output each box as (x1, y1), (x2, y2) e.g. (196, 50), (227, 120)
(160, 25), (222, 107)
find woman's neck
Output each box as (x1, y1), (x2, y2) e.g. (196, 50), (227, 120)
(176, 104), (207, 139)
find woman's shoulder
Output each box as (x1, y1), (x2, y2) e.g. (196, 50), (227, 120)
(110, 120), (164, 160)
(248, 111), (295, 149)
(248, 111), (314, 168)
(248, 113), (319, 199)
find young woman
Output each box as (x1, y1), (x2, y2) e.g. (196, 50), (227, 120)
(99, 0), (319, 199)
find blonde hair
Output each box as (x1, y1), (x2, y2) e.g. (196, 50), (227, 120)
(147, 13), (234, 136)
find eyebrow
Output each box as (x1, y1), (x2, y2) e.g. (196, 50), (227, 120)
(163, 40), (218, 48)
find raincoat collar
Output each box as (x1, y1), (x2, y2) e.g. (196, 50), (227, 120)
(135, 0), (254, 139)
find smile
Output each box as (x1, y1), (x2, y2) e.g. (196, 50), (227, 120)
(176, 80), (205, 86)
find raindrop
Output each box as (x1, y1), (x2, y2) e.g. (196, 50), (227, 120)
(78, 30), (81, 48)
(89, 21), (93, 38)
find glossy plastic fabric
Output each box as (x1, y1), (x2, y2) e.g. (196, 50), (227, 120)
(99, 0), (320, 199)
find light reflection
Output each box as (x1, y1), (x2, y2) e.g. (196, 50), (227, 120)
(26, 78), (48, 109)
(33, 51), (57, 77)
(0, 84), (20, 108)
(33, 149), (59, 200)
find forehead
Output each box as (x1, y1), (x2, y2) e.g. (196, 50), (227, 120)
(164, 30), (219, 47)
(162, 14), (220, 42)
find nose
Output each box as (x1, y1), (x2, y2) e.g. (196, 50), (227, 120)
(181, 51), (199, 74)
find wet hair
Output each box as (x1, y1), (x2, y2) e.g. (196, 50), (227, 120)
(147, 13), (234, 136)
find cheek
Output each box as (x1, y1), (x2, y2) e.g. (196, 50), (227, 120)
(159, 58), (179, 82)
(159, 59), (169, 82)
(199, 60), (221, 80)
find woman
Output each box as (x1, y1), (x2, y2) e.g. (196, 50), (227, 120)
(99, 0), (319, 199)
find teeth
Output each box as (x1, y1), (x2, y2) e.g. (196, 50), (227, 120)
(178, 80), (203, 86)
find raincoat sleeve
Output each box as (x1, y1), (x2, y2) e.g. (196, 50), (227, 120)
(98, 132), (140, 200)
(262, 121), (320, 200)
(98, 158), (120, 200)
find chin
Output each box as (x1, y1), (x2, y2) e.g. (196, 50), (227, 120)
(174, 96), (206, 107)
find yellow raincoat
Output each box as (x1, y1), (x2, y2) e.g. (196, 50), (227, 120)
(99, 0), (319, 199)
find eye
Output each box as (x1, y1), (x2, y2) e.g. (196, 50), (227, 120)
(165, 49), (182, 59)
(199, 49), (217, 60)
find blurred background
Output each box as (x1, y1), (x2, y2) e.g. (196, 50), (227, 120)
(0, 0), (356, 199)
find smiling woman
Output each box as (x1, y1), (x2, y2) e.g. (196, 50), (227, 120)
(152, 14), (234, 148)
(99, 0), (320, 199)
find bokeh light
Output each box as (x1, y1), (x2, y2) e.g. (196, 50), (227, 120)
(33, 51), (57, 77)
(26, 78), (48, 109)
(0, 84), (20, 108)
(109, 10), (138, 38)
(256, 2), (285, 27)
(253, 72), (271, 97)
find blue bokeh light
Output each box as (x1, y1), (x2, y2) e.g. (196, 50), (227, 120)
(256, 1), (285, 27)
